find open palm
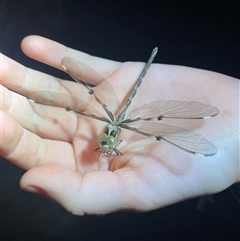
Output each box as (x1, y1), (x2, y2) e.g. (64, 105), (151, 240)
(1, 36), (239, 215)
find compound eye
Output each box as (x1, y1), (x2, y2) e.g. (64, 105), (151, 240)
(98, 133), (108, 143)
(106, 136), (116, 148)
(100, 140), (108, 146)
(99, 140), (109, 153)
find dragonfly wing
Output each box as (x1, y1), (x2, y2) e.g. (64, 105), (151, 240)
(127, 100), (219, 121)
(62, 57), (120, 116)
(121, 121), (218, 156)
(27, 91), (109, 122)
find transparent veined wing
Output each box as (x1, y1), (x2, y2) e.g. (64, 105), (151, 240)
(125, 100), (219, 122)
(27, 91), (110, 122)
(62, 57), (120, 118)
(121, 121), (218, 156)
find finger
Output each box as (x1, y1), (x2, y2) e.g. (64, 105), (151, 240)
(1, 84), (78, 140)
(1, 46), (121, 112)
(1, 53), (87, 96)
(1, 53), (95, 126)
(0, 111), (75, 170)
(20, 165), (132, 215)
(1, 53), (60, 93)
(21, 35), (120, 78)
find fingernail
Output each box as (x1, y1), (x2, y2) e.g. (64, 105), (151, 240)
(23, 185), (44, 195)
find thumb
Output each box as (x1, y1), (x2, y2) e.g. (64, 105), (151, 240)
(20, 165), (127, 215)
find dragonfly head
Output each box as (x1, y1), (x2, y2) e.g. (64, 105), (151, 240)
(98, 133), (116, 153)
(97, 124), (121, 155)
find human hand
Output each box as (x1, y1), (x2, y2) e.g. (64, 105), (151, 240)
(1, 36), (239, 215)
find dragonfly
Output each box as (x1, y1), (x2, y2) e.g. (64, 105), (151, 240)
(27, 48), (219, 157)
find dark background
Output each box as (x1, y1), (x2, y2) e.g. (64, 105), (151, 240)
(1, 1), (239, 240)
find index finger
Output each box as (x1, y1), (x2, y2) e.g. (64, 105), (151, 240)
(21, 35), (120, 78)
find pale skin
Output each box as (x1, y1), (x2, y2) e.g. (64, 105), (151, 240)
(0, 36), (239, 215)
